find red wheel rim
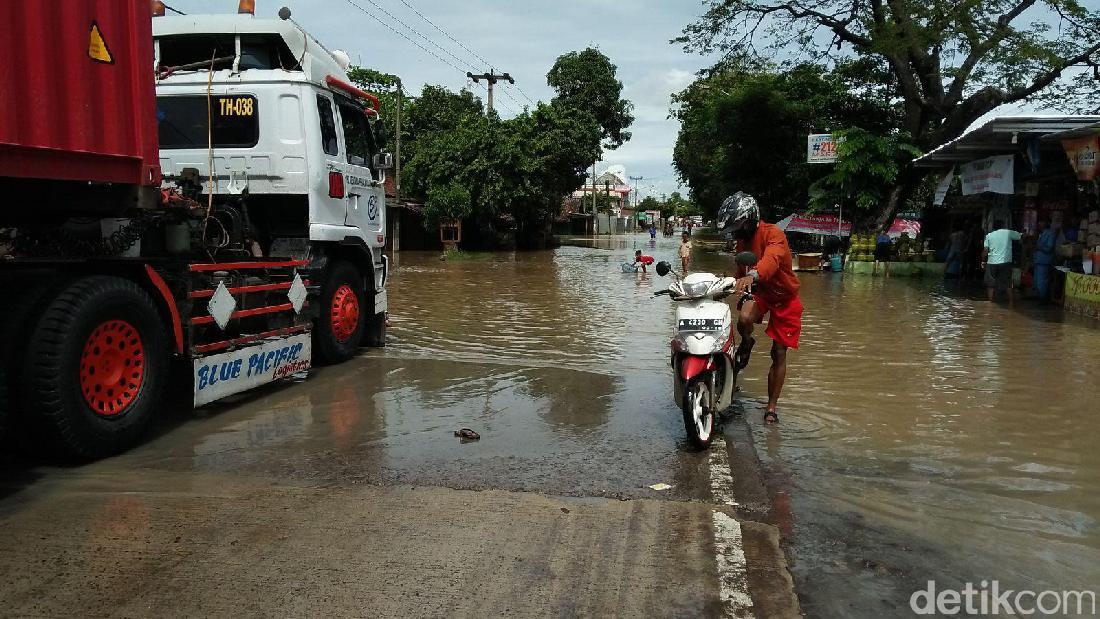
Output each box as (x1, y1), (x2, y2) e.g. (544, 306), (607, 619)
(79, 320), (145, 416)
(330, 284), (360, 343)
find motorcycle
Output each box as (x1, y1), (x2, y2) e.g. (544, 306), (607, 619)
(654, 253), (756, 448)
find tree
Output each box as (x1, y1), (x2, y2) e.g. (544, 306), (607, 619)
(547, 48), (635, 149)
(346, 67), (402, 149)
(808, 128), (921, 219)
(423, 183), (472, 228)
(677, 1), (1100, 230)
(672, 60), (891, 220)
(638, 196), (660, 212)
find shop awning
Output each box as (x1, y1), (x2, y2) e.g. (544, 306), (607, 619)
(913, 115), (1100, 169)
(775, 212), (920, 238)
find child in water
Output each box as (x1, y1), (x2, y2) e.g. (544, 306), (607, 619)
(632, 250), (655, 272)
(679, 231), (692, 273)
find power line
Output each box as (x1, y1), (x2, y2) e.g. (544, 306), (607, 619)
(394, 0), (492, 67)
(339, 0), (466, 74)
(339, 0), (516, 115)
(352, 0), (474, 72)
(393, 0), (539, 106)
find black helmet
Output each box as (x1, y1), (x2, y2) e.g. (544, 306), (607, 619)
(718, 192), (760, 236)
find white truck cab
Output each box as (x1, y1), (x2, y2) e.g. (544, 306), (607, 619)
(152, 12), (390, 356)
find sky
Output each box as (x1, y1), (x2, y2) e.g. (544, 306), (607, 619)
(168, 0), (719, 200)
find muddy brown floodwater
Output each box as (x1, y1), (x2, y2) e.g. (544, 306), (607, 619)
(2, 234), (1096, 617)
(387, 236), (1100, 617)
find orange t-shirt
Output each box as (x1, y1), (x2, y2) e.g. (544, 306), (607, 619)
(735, 222), (800, 304)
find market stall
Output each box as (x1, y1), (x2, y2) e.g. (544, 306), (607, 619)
(912, 115), (1100, 296)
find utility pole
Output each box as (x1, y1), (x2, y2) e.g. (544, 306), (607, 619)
(592, 160), (598, 235)
(466, 70), (513, 114)
(393, 80), (402, 254)
(628, 175), (643, 209)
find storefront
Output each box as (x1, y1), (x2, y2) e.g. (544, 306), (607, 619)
(1047, 122), (1100, 317)
(913, 115), (1100, 307)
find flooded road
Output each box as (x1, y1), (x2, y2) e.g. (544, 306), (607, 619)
(385, 236), (1100, 616)
(1, 233), (1096, 616)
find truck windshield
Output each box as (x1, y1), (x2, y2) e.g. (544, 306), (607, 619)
(158, 34), (300, 72)
(157, 95), (260, 149)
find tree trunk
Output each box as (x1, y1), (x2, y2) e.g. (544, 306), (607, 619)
(870, 167), (924, 234)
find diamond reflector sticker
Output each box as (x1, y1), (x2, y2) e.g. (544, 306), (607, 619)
(288, 272), (307, 314)
(207, 282), (237, 330)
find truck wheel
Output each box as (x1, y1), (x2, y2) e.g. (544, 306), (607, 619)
(21, 276), (167, 459)
(314, 260), (365, 364)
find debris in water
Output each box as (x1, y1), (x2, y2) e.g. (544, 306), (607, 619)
(454, 428), (480, 440)
(560, 507), (570, 514)
(649, 483), (673, 491)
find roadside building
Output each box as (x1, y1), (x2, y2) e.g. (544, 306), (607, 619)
(913, 115), (1100, 311)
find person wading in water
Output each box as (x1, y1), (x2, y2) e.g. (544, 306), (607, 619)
(719, 192), (803, 424)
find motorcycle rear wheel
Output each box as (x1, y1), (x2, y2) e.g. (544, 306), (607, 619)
(682, 376), (715, 449)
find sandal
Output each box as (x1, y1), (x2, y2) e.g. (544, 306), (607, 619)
(735, 336), (755, 370)
(763, 410), (779, 424)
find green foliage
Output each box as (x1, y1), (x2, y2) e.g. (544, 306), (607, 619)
(672, 60), (892, 220)
(346, 66), (401, 149)
(675, 0), (1100, 228)
(808, 128), (920, 213)
(547, 48), (635, 150)
(401, 91), (601, 241)
(423, 182), (473, 228)
(635, 192), (700, 218)
(353, 48), (630, 247)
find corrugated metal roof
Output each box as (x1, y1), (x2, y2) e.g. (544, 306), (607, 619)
(913, 115), (1100, 168)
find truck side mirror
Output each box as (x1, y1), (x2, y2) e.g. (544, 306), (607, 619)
(655, 261), (672, 277)
(372, 152), (394, 171)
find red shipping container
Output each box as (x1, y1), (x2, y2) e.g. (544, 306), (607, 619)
(0, 0), (160, 186)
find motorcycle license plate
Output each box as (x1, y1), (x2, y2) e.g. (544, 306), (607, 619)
(678, 318), (723, 331)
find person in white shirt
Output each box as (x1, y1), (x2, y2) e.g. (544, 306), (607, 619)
(981, 220), (1022, 305)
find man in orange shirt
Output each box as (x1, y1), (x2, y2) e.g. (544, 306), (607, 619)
(719, 192), (802, 424)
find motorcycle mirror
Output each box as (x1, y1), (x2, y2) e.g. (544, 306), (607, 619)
(734, 251), (758, 268)
(655, 261), (672, 277)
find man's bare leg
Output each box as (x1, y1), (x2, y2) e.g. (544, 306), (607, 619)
(736, 300), (761, 369)
(766, 341), (788, 423)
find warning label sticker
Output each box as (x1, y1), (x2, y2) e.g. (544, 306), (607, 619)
(88, 21), (113, 64)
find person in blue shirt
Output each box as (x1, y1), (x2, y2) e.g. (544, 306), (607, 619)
(1033, 218), (1057, 302)
(982, 220), (1023, 305)
(872, 232), (892, 276)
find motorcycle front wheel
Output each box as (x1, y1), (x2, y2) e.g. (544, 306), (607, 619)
(682, 376), (715, 449)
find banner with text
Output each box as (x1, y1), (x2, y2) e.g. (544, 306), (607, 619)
(807, 134), (838, 164)
(1065, 272), (1100, 319)
(960, 154), (1014, 195)
(776, 213), (921, 239)
(1061, 135), (1100, 181)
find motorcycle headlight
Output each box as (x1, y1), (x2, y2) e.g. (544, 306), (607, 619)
(683, 281), (712, 297)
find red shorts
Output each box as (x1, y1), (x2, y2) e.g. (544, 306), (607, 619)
(752, 293), (803, 349)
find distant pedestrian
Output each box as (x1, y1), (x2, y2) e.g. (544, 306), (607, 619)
(945, 226), (966, 278)
(872, 232), (892, 276)
(1032, 218), (1056, 302)
(649, 223), (657, 239)
(679, 231), (692, 273)
(632, 250), (655, 273)
(982, 219), (1022, 305)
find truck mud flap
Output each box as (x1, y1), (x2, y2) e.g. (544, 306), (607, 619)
(193, 332), (311, 407)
